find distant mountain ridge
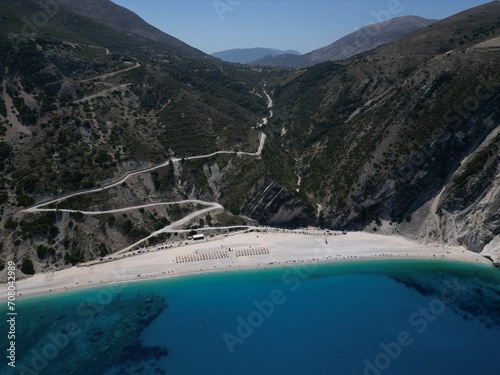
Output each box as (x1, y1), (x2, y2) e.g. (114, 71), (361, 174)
(253, 16), (437, 67)
(212, 48), (301, 64)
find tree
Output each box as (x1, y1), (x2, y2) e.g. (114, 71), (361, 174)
(21, 258), (35, 275)
(4, 217), (17, 230)
(37, 245), (55, 259)
(0, 142), (12, 170)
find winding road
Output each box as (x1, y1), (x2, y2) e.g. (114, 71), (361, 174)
(78, 62), (141, 83)
(22, 132), (266, 213)
(258, 88), (274, 128)
(22, 86), (273, 254)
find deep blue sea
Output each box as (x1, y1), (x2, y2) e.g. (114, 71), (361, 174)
(3, 259), (500, 375)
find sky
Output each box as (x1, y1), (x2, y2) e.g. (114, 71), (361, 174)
(111, 0), (493, 54)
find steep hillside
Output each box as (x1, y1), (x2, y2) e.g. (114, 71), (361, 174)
(57, 0), (202, 55)
(0, 0), (309, 276)
(253, 16), (436, 68)
(269, 2), (500, 261)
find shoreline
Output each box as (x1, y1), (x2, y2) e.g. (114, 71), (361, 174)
(2, 231), (494, 302)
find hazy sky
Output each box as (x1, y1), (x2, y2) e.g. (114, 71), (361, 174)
(111, 0), (492, 54)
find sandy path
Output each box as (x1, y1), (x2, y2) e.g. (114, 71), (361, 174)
(78, 62), (141, 83)
(258, 89), (273, 128)
(113, 201), (224, 255)
(73, 83), (131, 103)
(22, 133), (266, 213)
(12, 87), (280, 290)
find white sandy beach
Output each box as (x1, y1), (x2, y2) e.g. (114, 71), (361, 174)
(3, 230), (492, 301)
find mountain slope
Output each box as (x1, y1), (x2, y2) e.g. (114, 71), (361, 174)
(0, 0), (310, 275)
(56, 0), (203, 56)
(269, 2), (500, 260)
(212, 48), (301, 64)
(253, 16), (437, 67)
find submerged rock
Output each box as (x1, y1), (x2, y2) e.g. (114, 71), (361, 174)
(10, 292), (169, 375)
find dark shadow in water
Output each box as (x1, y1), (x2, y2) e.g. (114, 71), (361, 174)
(390, 269), (500, 330)
(0, 292), (169, 375)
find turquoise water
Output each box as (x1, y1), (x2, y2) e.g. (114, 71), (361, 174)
(3, 259), (500, 375)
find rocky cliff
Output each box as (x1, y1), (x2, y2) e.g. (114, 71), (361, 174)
(270, 2), (500, 261)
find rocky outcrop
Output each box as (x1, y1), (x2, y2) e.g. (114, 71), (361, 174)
(271, 3), (500, 262)
(392, 127), (500, 261)
(440, 130), (500, 253)
(242, 180), (314, 226)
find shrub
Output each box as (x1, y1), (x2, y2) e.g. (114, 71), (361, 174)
(4, 217), (18, 230)
(0, 191), (8, 205)
(64, 250), (84, 265)
(98, 243), (109, 257)
(19, 212), (56, 237)
(37, 245), (55, 259)
(20, 258), (35, 275)
(16, 194), (34, 207)
(71, 211), (85, 221)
